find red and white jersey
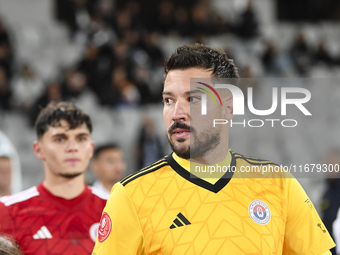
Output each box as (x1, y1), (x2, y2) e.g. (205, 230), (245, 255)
(0, 183), (108, 255)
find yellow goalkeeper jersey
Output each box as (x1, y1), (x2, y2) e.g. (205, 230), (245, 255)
(92, 151), (335, 255)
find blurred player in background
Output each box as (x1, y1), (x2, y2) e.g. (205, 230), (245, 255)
(322, 148), (340, 255)
(93, 43), (335, 255)
(0, 156), (11, 197)
(91, 143), (126, 195)
(0, 130), (22, 195)
(0, 101), (108, 255)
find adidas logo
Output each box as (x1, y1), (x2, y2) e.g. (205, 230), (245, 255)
(169, 213), (191, 229)
(33, 226), (53, 239)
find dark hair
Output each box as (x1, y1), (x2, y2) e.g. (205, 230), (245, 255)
(0, 235), (24, 255)
(164, 43), (239, 79)
(93, 143), (120, 159)
(35, 101), (92, 139)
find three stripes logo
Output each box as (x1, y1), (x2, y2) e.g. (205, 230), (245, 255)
(196, 82), (223, 116)
(33, 226), (53, 239)
(169, 213), (191, 229)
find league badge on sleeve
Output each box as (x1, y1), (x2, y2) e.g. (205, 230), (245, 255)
(249, 200), (271, 225)
(89, 223), (100, 242)
(98, 212), (112, 242)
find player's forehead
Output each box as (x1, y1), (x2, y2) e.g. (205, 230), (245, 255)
(163, 68), (213, 95)
(43, 120), (91, 137)
(98, 148), (122, 159)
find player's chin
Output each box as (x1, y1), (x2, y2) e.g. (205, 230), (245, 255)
(59, 171), (84, 179)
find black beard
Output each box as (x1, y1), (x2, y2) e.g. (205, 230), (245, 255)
(58, 172), (83, 179)
(168, 122), (220, 159)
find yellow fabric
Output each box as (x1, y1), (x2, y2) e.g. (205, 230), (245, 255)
(92, 153), (335, 255)
(173, 150), (232, 185)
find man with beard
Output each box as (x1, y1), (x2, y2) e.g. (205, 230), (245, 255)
(93, 44), (334, 254)
(0, 102), (109, 254)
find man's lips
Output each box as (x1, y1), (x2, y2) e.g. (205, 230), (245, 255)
(172, 128), (190, 139)
(65, 158), (80, 163)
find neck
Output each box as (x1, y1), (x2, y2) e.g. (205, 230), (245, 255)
(0, 187), (11, 197)
(101, 181), (116, 193)
(43, 173), (85, 200)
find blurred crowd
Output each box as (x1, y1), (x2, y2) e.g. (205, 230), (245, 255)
(1, 0), (340, 127)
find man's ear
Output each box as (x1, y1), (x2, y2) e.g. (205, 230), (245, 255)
(223, 97), (234, 120)
(33, 141), (45, 161)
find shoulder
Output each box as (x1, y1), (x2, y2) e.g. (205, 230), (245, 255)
(231, 151), (292, 179)
(0, 186), (39, 207)
(120, 157), (169, 187)
(232, 151), (280, 166)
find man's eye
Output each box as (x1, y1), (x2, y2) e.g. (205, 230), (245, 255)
(189, 96), (200, 103)
(78, 137), (86, 142)
(163, 98), (174, 105)
(55, 138), (65, 143)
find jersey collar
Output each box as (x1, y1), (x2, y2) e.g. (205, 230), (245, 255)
(165, 151), (236, 193)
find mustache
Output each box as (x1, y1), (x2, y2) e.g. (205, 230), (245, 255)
(168, 122), (194, 134)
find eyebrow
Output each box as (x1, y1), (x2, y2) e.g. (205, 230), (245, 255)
(162, 90), (204, 96)
(51, 133), (67, 138)
(76, 133), (90, 137)
(51, 132), (90, 138)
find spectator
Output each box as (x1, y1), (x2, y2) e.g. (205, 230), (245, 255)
(139, 32), (164, 68)
(77, 44), (100, 92)
(132, 66), (154, 105)
(154, 0), (175, 34)
(126, 1), (144, 31)
(313, 42), (335, 67)
(11, 64), (44, 113)
(290, 31), (313, 76)
(173, 7), (192, 37)
(0, 19), (10, 46)
(111, 65), (140, 107)
(191, 3), (213, 36)
(61, 70), (88, 100)
(29, 81), (63, 126)
(113, 9), (133, 38)
(91, 143), (126, 195)
(231, 0), (259, 39)
(95, 0), (116, 28)
(0, 67), (11, 111)
(261, 42), (282, 76)
(136, 116), (164, 169)
(56, 0), (96, 38)
(0, 19), (13, 79)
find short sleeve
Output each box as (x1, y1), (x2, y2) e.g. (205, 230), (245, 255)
(283, 178), (335, 255)
(92, 183), (146, 255)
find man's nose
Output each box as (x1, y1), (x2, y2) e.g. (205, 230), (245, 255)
(172, 99), (189, 122)
(66, 139), (78, 152)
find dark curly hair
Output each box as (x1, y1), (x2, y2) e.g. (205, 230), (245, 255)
(164, 43), (239, 79)
(35, 101), (92, 139)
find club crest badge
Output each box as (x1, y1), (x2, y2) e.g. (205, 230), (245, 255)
(98, 212), (112, 242)
(249, 200), (271, 225)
